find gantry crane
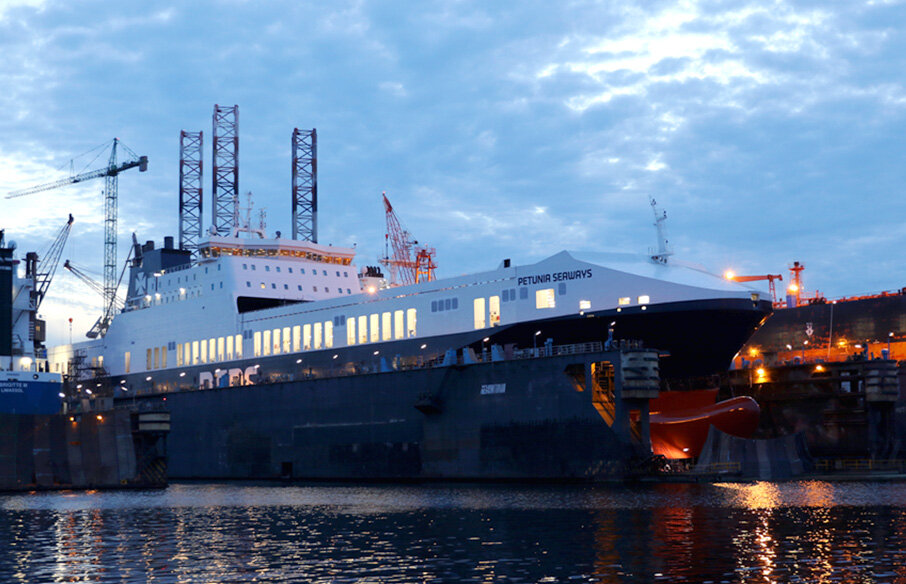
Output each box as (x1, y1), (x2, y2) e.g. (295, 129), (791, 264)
(6, 139), (148, 335)
(380, 192), (437, 286)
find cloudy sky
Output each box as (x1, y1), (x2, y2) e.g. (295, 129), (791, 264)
(1, 0), (905, 345)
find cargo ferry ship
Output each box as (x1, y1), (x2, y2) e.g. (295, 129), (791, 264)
(40, 111), (772, 479)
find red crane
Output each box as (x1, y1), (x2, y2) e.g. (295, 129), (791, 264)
(380, 192), (437, 286)
(724, 271), (783, 304)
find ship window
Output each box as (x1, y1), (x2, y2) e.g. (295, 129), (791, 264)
(324, 321), (333, 348)
(536, 289), (555, 309)
(283, 327), (291, 353)
(407, 308), (416, 337)
(252, 265), (256, 270)
(558, 283), (567, 295)
(147, 348), (152, 370)
(262, 330), (271, 356)
(226, 335), (234, 360)
(347, 317), (356, 345)
(211, 284), (214, 291)
(301, 269), (305, 274)
(293, 326), (301, 351)
(444, 299), (452, 310)
(474, 298), (486, 329)
(253, 333), (261, 357)
(220, 282), (223, 289)
(235, 334), (242, 357)
(638, 295), (650, 304)
(187, 342), (194, 365)
(314, 322), (323, 349)
(519, 287), (528, 300)
(298, 285), (303, 291)
(265, 266), (270, 272)
(370, 314), (380, 342)
(580, 300), (591, 310)
(502, 289), (509, 302)
(303, 324), (312, 350)
(336, 271), (340, 277)
(347, 288), (351, 294)
(272, 329), (281, 354)
(125, 351), (131, 373)
(618, 297), (631, 306)
(246, 281), (251, 288)
(431, 301), (437, 312)
(289, 268), (293, 273)
(176, 345), (182, 367)
(209, 338), (216, 362)
(489, 295), (500, 326)
(313, 286), (318, 292)
(325, 287), (330, 293)
(284, 284), (289, 290)
(153, 347), (159, 369)
(200, 340), (208, 363)
(359, 316), (368, 344)
(218, 337), (225, 361)
(162, 346), (168, 368)
(322, 270), (327, 276)
(271, 283), (277, 289)
(382, 312), (392, 341)
(276, 267), (281, 273)
(394, 310), (404, 340)
(344, 272), (348, 277)
(260, 283), (266, 289)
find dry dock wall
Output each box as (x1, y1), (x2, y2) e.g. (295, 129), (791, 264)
(0, 410), (144, 491)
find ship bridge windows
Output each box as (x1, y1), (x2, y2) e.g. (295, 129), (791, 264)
(394, 310), (404, 340)
(536, 289), (556, 309)
(558, 283), (567, 296)
(263, 330), (272, 356)
(254, 332), (262, 357)
(638, 295), (650, 304)
(348, 317), (356, 345)
(283, 327), (291, 353)
(519, 287), (528, 300)
(314, 323), (323, 349)
(618, 297), (631, 306)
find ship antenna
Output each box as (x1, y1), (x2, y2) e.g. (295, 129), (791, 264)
(649, 196), (673, 264)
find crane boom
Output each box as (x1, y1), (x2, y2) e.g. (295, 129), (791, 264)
(379, 192), (437, 286)
(33, 214), (74, 309)
(6, 155), (148, 199)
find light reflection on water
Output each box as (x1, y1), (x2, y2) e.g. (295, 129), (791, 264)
(2, 481), (906, 583)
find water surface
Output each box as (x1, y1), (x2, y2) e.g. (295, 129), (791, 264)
(2, 481), (906, 582)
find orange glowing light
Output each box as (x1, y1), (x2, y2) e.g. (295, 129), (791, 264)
(814, 365), (825, 373)
(96, 415), (103, 421)
(724, 270), (736, 280)
(787, 283), (799, 293)
(748, 347), (760, 358)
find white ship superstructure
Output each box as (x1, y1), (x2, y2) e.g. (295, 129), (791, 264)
(48, 229), (768, 387)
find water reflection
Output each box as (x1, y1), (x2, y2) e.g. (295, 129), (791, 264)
(2, 482), (906, 582)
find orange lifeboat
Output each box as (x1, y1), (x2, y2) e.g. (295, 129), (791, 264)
(649, 389), (760, 459)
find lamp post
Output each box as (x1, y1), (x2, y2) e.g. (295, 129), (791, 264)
(533, 330), (541, 357)
(482, 337), (490, 361)
(888, 332), (894, 358)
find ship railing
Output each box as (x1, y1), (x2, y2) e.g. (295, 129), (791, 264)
(814, 458), (906, 473)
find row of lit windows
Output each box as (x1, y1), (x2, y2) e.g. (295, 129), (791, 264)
(241, 264), (350, 278)
(125, 335), (247, 372)
(618, 295), (650, 306)
(205, 246), (353, 265)
(244, 281), (354, 294)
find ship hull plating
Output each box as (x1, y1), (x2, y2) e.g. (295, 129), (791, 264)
(128, 350), (632, 481)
